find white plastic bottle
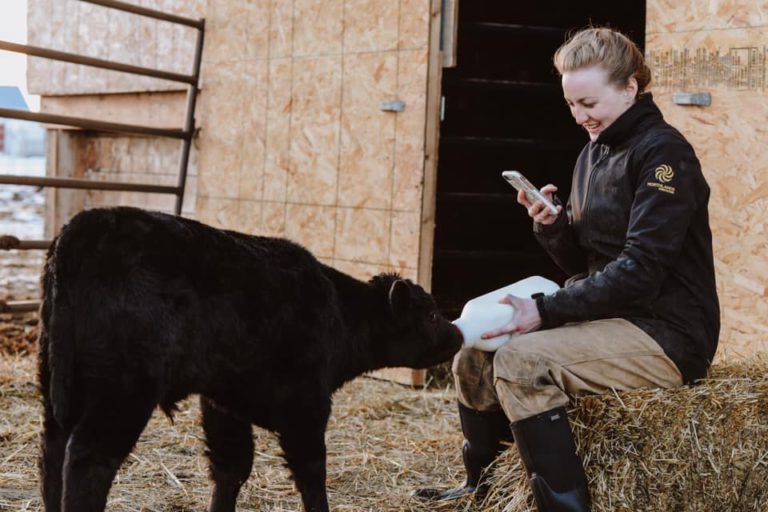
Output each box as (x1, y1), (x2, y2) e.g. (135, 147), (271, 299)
(453, 276), (560, 352)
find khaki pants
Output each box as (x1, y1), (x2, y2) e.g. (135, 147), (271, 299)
(452, 318), (683, 422)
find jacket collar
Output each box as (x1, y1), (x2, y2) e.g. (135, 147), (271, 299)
(594, 92), (663, 147)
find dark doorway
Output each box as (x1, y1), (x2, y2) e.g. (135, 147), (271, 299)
(431, 1), (646, 317)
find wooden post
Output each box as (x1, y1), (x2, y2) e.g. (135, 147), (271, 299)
(441, 0), (459, 68)
(45, 129), (87, 239)
(418, 0), (447, 294)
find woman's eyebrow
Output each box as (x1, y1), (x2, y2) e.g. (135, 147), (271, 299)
(564, 96), (598, 103)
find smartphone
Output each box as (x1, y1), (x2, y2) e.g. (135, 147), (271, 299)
(501, 170), (558, 215)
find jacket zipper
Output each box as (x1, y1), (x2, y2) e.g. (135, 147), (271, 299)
(582, 144), (610, 239)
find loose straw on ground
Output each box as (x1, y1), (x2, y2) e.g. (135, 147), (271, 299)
(1, 343), (766, 511)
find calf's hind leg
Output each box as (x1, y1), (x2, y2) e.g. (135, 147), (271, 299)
(39, 336), (71, 512)
(61, 389), (156, 511)
(201, 397), (254, 512)
(39, 395), (71, 512)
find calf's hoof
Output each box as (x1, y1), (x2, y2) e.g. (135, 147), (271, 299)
(412, 482), (485, 502)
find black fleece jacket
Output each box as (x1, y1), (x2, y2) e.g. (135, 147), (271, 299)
(533, 93), (720, 383)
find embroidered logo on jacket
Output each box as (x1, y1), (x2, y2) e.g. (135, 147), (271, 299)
(648, 164), (676, 194)
(655, 164), (674, 183)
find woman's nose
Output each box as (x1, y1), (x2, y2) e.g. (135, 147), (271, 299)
(572, 106), (588, 124)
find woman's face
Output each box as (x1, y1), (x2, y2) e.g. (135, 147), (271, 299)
(561, 65), (637, 141)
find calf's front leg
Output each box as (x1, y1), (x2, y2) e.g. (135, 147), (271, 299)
(275, 398), (331, 512)
(201, 397), (254, 512)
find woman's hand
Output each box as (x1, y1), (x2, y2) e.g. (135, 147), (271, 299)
(480, 295), (542, 339)
(517, 184), (561, 225)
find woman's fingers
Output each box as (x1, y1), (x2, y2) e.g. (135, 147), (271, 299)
(481, 322), (517, 339)
(534, 204), (561, 223)
(517, 189), (531, 207)
(520, 183), (561, 223)
(529, 201), (558, 221)
(541, 184), (558, 195)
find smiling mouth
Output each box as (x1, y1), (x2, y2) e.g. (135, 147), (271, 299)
(584, 123), (600, 131)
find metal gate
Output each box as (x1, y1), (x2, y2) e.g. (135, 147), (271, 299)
(0, 0), (205, 314)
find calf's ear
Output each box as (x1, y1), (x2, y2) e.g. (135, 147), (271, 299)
(388, 279), (412, 318)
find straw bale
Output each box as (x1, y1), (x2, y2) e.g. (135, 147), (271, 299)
(481, 358), (768, 512)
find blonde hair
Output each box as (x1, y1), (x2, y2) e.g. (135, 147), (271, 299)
(553, 27), (651, 94)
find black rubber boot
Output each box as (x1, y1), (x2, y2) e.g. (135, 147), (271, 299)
(511, 407), (591, 512)
(413, 402), (512, 501)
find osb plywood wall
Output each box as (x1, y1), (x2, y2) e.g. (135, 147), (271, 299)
(28, 0), (434, 286)
(196, 0), (432, 284)
(646, 0), (768, 359)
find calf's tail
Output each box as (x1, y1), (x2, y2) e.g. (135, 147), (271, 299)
(38, 244), (76, 429)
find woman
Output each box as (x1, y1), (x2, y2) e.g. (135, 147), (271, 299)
(414, 27), (719, 511)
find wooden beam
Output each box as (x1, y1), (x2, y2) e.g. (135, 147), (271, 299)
(441, 0), (459, 68)
(418, 0), (446, 294)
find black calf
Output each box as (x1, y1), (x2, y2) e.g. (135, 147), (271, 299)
(37, 206), (463, 512)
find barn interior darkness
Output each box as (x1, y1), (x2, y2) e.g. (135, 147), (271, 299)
(431, 1), (646, 317)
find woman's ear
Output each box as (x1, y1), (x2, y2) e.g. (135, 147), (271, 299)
(625, 75), (639, 99)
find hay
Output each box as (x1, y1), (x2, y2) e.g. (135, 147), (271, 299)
(2, 346), (767, 511)
(0, 313), (38, 355)
(481, 358), (768, 512)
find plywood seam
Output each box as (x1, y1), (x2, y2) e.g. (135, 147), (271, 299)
(386, 0), (404, 273)
(194, 196), (421, 213)
(333, 256), (417, 268)
(288, 47), (426, 59)
(282, 0), (298, 232)
(648, 25), (768, 36)
(331, 0), (348, 263)
(233, 58), (248, 232)
(258, 0), (275, 216)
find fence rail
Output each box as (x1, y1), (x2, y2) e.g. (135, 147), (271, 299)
(80, 0), (204, 28)
(0, 174), (181, 194)
(0, 41), (196, 85)
(0, 236), (50, 251)
(0, 108), (191, 139)
(0, 300), (40, 314)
